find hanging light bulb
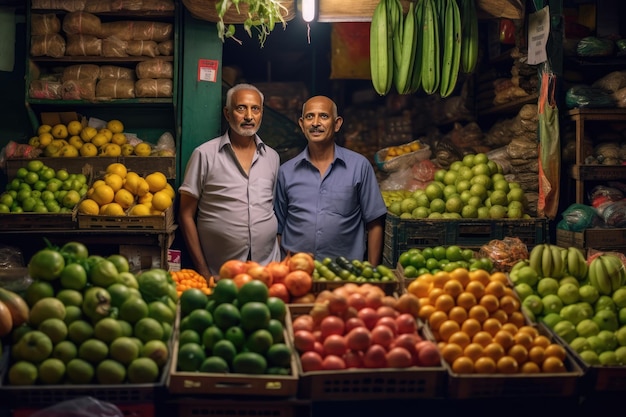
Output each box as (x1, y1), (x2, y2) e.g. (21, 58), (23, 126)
(301, 0), (316, 23)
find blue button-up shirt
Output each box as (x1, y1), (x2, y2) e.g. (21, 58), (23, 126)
(275, 145), (387, 261)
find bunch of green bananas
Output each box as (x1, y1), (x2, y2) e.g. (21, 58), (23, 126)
(369, 0), (478, 98)
(588, 254), (626, 295)
(528, 243), (589, 281)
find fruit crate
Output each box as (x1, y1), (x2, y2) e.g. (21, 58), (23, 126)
(443, 324), (584, 399)
(287, 305), (447, 401)
(0, 211), (77, 231)
(11, 402), (155, 417)
(167, 311), (299, 397)
(77, 205), (174, 230)
(556, 228), (626, 251)
(176, 398), (311, 417)
(382, 214), (549, 267)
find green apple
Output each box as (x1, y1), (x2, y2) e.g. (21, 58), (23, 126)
(576, 319), (600, 337)
(593, 310), (619, 332)
(13, 330), (53, 363)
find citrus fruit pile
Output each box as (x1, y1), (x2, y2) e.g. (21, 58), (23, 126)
(0, 159), (88, 213)
(511, 248), (626, 366)
(292, 283), (441, 371)
(7, 242), (177, 386)
(171, 269), (213, 297)
(78, 162), (175, 216)
(387, 152), (529, 220)
(398, 245), (491, 279)
(176, 279), (293, 375)
(409, 267), (569, 374)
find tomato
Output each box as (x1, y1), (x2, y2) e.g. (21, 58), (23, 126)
(28, 249), (65, 281)
(60, 241), (89, 262)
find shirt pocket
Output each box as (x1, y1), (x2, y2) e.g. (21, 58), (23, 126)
(329, 186), (358, 216)
(250, 178), (274, 207)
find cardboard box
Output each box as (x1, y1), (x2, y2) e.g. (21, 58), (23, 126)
(120, 245), (162, 272)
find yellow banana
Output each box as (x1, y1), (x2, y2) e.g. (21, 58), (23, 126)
(460, 0), (478, 73)
(542, 243), (553, 278)
(439, 0), (462, 98)
(529, 244), (544, 276)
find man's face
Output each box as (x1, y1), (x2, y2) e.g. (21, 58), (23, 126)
(299, 97), (342, 144)
(225, 89), (263, 137)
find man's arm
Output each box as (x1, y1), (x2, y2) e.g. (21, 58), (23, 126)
(366, 215), (385, 266)
(178, 193), (211, 279)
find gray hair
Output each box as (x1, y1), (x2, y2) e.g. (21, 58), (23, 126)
(225, 83), (264, 109)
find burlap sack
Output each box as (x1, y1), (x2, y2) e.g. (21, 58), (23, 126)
(62, 64), (100, 82)
(96, 78), (135, 98)
(63, 11), (102, 36)
(29, 80), (63, 99)
(31, 14), (61, 35)
(99, 21), (173, 42)
(62, 79), (97, 100)
(136, 59), (172, 79)
(157, 40), (173, 56)
(30, 34), (66, 58)
(102, 36), (128, 57)
(84, 0), (112, 12)
(111, 0), (175, 11)
(135, 78), (172, 97)
(32, 0), (86, 12)
(126, 40), (159, 57)
(65, 34), (102, 56)
(99, 65), (136, 80)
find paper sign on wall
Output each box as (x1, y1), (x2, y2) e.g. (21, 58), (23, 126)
(198, 59), (219, 82)
(527, 6), (549, 65)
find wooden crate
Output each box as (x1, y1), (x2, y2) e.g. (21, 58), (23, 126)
(556, 228), (626, 251)
(77, 205), (174, 230)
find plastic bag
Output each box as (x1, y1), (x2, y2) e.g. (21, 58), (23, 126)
(479, 237), (529, 272)
(558, 203), (600, 231)
(565, 85), (616, 109)
(589, 185), (624, 215)
(576, 36), (615, 57)
(601, 199), (626, 227)
(30, 397), (123, 417)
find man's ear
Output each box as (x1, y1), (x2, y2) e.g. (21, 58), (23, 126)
(298, 118), (305, 132)
(334, 116), (344, 132)
(223, 107), (230, 121)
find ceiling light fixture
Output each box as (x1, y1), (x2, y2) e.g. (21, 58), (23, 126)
(301, 0), (316, 23)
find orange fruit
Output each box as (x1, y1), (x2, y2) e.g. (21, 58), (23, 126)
(428, 288), (444, 304)
(503, 287), (518, 298)
(474, 356), (497, 373)
(517, 325), (539, 339)
(542, 356), (566, 373)
(448, 306), (468, 324)
(482, 317), (503, 336)
(441, 343), (463, 364)
(501, 323), (519, 335)
(508, 311), (526, 328)
(449, 268), (470, 287)
(497, 356), (519, 374)
(428, 310), (448, 331)
(493, 330), (515, 351)
(528, 346), (545, 364)
(489, 271), (508, 285)
(468, 305), (489, 323)
(499, 295), (520, 315)
(465, 281), (485, 299)
(463, 342), (484, 362)
(443, 279), (464, 298)
(438, 320), (461, 342)
(544, 343), (567, 361)
(472, 331), (493, 348)
(448, 331), (471, 349)
(469, 269), (490, 286)
(434, 294), (455, 313)
(484, 281), (506, 298)
(456, 292), (477, 310)
(408, 278), (432, 298)
(532, 335), (551, 349)
(520, 361), (541, 373)
(490, 309), (508, 324)
(513, 331), (534, 349)
(431, 271), (451, 288)
(460, 318), (481, 338)
(479, 294), (500, 313)
(483, 342), (505, 361)
(508, 344), (528, 364)
(451, 356), (474, 374)
(418, 304), (436, 321)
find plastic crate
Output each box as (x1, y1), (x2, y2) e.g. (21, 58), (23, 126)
(287, 306), (447, 400)
(11, 402), (154, 417)
(311, 274), (403, 297)
(176, 398), (311, 417)
(383, 214), (549, 267)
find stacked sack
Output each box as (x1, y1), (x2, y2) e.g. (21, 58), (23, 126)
(31, 0), (175, 13)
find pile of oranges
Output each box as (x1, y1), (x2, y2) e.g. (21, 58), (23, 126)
(407, 268), (569, 374)
(171, 269), (213, 298)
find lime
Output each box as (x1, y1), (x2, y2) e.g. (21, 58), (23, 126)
(180, 288), (209, 317)
(212, 339), (237, 364)
(177, 342), (206, 372)
(267, 319), (285, 343)
(240, 302), (270, 333)
(245, 329), (273, 355)
(211, 279), (239, 305)
(232, 352), (267, 375)
(202, 326), (224, 351)
(213, 303), (241, 330)
(185, 309), (214, 334)
(179, 329), (201, 346)
(266, 343), (292, 368)
(237, 280), (269, 306)
(200, 356), (230, 373)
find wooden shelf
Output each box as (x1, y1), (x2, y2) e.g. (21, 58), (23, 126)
(477, 93), (538, 116)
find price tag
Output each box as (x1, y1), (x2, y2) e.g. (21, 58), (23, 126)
(198, 59), (219, 82)
(527, 6), (549, 65)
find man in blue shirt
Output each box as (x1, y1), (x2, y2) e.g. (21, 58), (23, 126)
(275, 95), (387, 265)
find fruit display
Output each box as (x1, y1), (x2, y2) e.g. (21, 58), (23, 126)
(171, 269), (213, 298)
(409, 267), (571, 374)
(28, 119), (156, 157)
(175, 279), (293, 375)
(397, 245), (490, 279)
(78, 162), (175, 216)
(511, 244), (626, 366)
(313, 257), (396, 283)
(0, 159), (88, 213)
(292, 283), (439, 371)
(217, 253), (315, 304)
(6, 242), (177, 386)
(386, 153), (529, 220)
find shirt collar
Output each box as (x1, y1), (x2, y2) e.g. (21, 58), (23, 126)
(296, 144), (346, 168)
(219, 130), (265, 153)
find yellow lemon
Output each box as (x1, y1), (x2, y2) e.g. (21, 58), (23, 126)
(67, 120), (83, 136)
(78, 198), (100, 215)
(114, 188), (135, 209)
(151, 190), (172, 211)
(28, 136), (41, 148)
(104, 173), (124, 192)
(69, 135), (84, 149)
(163, 183), (176, 199)
(150, 208), (164, 215)
(98, 128), (113, 141)
(51, 124), (68, 139)
(91, 133), (110, 148)
(134, 142), (152, 156)
(88, 180), (106, 197)
(100, 143), (122, 157)
(121, 144), (134, 156)
(111, 133), (127, 146)
(38, 133), (53, 148)
(59, 144), (79, 157)
(106, 119), (124, 134)
(123, 172), (142, 195)
(128, 204), (151, 216)
(138, 192), (153, 205)
(135, 178), (150, 197)
(145, 172), (167, 193)
(80, 143), (98, 157)
(91, 184), (115, 206)
(103, 202), (125, 216)
(106, 163), (128, 178)
(37, 124), (52, 135)
(80, 126), (98, 142)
